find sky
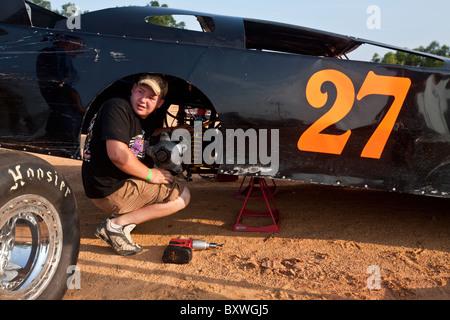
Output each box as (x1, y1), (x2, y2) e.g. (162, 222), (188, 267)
(47, 0), (450, 60)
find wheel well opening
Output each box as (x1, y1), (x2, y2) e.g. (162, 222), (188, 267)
(82, 74), (219, 135)
(80, 74), (222, 177)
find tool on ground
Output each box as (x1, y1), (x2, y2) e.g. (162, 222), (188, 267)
(162, 238), (224, 264)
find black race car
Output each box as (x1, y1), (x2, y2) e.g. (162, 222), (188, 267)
(1, 0), (449, 299)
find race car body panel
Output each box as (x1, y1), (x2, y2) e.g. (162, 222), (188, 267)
(1, 0), (450, 197)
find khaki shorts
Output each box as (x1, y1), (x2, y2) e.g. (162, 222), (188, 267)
(91, 179), (184, 215)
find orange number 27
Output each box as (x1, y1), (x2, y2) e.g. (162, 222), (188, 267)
(298, 70), (411, 159)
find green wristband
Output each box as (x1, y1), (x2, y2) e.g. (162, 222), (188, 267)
(146, 169), (152, 181)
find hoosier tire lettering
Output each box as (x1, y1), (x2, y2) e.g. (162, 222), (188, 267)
(8, 164), (72, 197)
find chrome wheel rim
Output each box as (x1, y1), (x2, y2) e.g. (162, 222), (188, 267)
(0, 195), (63, 300)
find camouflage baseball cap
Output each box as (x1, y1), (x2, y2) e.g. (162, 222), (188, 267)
(138, 74), (168, 97)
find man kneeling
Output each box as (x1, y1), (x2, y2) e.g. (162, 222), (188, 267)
(82, 74), (190, 256)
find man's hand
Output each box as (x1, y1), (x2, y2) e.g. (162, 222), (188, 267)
(149, 168), (174, 184)
(107, 140), (174, 184)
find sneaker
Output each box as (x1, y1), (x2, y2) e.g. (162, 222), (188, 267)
(95, 219), (143, 256)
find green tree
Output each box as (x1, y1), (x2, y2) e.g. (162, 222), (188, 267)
(145, 1), (186, 29)
(29, 0), (88, 17)
(56, 2), (89, 17)
(28, 0), (52, 10)
(372, 41), (450, 68)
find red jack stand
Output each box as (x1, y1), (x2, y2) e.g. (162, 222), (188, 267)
(233, 177), (281, 233)
(235, 176), (277, 200)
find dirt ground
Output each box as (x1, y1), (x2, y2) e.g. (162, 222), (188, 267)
(36, 154), (450, 300)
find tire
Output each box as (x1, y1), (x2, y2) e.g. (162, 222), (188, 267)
(0, 149), (80, 300)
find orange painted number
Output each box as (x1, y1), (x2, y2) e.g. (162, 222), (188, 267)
(298, 70), (355, 155)
(357, 71), (412, 159)
(298, 70), (411, 159)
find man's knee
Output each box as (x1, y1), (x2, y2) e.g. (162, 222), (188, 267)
(180, 187), (191, 208)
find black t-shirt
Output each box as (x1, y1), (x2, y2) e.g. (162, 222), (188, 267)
(82, 97), (153, 199)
